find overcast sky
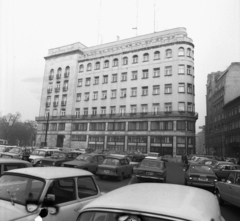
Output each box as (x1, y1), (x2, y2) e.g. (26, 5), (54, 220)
(1, 0), (240, 132)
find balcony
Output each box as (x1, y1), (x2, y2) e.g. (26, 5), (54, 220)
(55, 88), (60, 93)
(61, 101), (67, 106)
(56, 74), (61, 79)
(64, 73), (69, 78)
(49, 75), (54, 80)
(47, 89), (52, 93)
(53, 102), (58, 107)
(45, 102), (51, 107)
(63, 87), (68, 92)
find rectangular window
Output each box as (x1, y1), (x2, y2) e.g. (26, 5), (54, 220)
(121, 89), (126, 98)
(60, 109), (65, 116)
(178, 102), (185, 112)
(187, 65), (191, 75)
(113, 59), (118, 67)
(75, 108), (80, 118)
(72, 135), (87, 141)
(141, 104), (148, 113)
(90, 123), (105, 131)
(111, 90), (117, 99)
(165, 103), (172, 112)
(131, 87), (137, 97)
(177, 121), (186, 130)
(143, 54), (149, 62)
(85, 78), (90, 86)
(120, 106), (126, 116)
(178, 83), (185, 93)
(58, 123), (65, 131)
(101, 107), (106, 115)
(132, 71), (138, 80)
(153, 104), (159, 115)
(112, 74), (117, 82)
(92, 107), (97, 115)
(187, 102), (193, 112)
(103, 75), (108, 84)
(165, 66), (172, 76)
(133, 56), (138, 63)
(93, 91), (98, 100)
(110, 106), (116, 115)
(102, 91), (107, 99)
(78, 79), (82, 87)
(153, 85), (160, 95)
(187, 84), (193, 94)
(94, 77), (99, 85)
(153, 68), (160, 77)
(76, 93), (81, 102)
(142, 87), (148, 96)
(165, 84), (172, 94)
(108, 122), (125, 131)
(178, 65), (185, 74)
(84, 93), (89, 101)
(142, 70), (148, 79)
(131, 105), (137, 114)
(187, 121), (195, 131)
(121, 73), (127, 81)
(84, 108), (88, 116)
(151, 121), (173, 131)
(50, 123), (57, 131)
(128, 122), (148, 131)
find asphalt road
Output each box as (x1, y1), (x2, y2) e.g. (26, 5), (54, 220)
(95, 162), (240, 221)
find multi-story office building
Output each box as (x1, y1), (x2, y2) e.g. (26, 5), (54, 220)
(205, 62), (240, 157)
(36, 27), (197, 156)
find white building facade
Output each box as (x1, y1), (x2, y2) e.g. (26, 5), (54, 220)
(36, 27), (198, 156)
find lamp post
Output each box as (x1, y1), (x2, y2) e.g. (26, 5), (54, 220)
(44, 112), (50, 147)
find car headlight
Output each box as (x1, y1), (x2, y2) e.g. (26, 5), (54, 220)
(214, 179), (217, 182)
(39, 161), (42, 164)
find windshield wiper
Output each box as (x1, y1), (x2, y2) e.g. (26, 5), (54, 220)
(6, 189), (15, 205)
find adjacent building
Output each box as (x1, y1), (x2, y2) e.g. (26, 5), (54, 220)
(36, 27), (197, 156)
(205, 62), (240, 157)
(195, 126), (205, 155)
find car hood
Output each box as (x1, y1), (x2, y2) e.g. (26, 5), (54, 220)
(29, 155), (43, 160)
(63, 160), (90, 167)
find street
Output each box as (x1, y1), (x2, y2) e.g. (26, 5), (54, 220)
(95, 162), (240, 221)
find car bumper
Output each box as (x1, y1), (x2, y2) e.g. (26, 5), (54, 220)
(136, 175), (165, 181)
(187, 181), (215, 188)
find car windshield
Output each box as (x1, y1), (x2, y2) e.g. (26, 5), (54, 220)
(196, 158), (206, 163)
(79, 211), (170, 221)
(31, 150), (40, 155)
(76, 155), (92, 161)
(215, 164), (229, 169)
(103, 158), (119, 165)
(51, 153), (66, 159)
(9, 148), (21, 154)
(140, 160), (164, 169)
(0, 174), (45, 205)
(190, 165), (214, 174)
(0, 146), (6, 152)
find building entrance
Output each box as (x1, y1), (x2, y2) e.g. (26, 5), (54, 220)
(57, 135), (64, 147)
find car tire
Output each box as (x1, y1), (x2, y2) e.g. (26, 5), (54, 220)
(118, 173), (124, 181)
(216, 190), (225, 206)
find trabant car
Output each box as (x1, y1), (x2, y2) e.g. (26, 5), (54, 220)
(0, 167), (103, 221)
(29, 148), (60, 166)
(184, 164), (218, 192)
(215, 170), (240, 208)
(134, 158), (167, 183)
(0, 158), (32, 175)
(76, 183), (225, 221)
(0, 146), (35, 160)
(97, 155), (134, 181)
(62, 153), (105, 174)
(39, 151), (81, 167)
(0, 145), (14, 157)
(213, 164), (240, 181)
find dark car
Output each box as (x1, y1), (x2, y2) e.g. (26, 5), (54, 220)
(213, 164), (240, 181)
(97, 155), (134, 181)
(0, 158), (32, 175)
(62, 153), (105, 174)
(126, 151), (145, 162)
(184, 164), (218, 192)
(39, 151), (81, 167)
(134, 158), (167, 183)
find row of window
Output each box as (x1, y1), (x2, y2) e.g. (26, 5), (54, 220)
(49, 67), (70, 80)
(43, 120), (195, 132)
(78, 47), (194, 72)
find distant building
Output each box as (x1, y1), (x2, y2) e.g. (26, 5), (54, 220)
(35, 27), (197, 156)
(205, 62), (240, 157)
(196, 126), (205, 155)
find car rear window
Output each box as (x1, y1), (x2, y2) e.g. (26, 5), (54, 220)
(140, 160), (164, 169)
(190, 165), (214, 174)
(103, 158), (119, 165)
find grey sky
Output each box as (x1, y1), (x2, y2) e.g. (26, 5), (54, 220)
(1, 0), (240, 132)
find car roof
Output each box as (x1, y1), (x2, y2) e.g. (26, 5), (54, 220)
(4, 167), (92, 179)
(81, 183), (221, 220)
(0, 158), (31, 164)
(34, 149), (59, 152)
(106, 155), (126, 159)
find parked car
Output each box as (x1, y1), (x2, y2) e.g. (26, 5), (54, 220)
(126, 151), (145, 162)
(215, 170), (240, 208)
(161, 155), (172, 162)
(0, 158), (32, 175)
(184, 164), (218, 192)
(62, 153), (105, 174)
(0, 146), (34, 160)
(0, 145), (14, 157)
(0, 167), (103, 221)
(197, 159), (219, 167)
(212, 161), (234, 169)
(134, 158), (167, 183)
(39, 151), (81, 167)
(29, 148), (60, 166)
(97, 155), (134, 181)
(213, 164), (240, 181)
(76, 183), (224, 221)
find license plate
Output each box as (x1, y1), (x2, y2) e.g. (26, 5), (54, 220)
(104, 170), (110, 174)
(146, 172), (153, 175)
(199, 178), (208, 181)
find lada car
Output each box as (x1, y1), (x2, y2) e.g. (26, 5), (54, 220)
(39, 151), (81, 167)
(0, 158), (32, 175)
(76, 183), (225, 221)
(0, 167), (103, 221)
(213, 164), (240, 181)
(62, 153), (105, 174)
(1, 146), (26, 160)
(134, 158), (167, 183)
(0, 145), (14, 157)
(184, 164), (218, 192)
(97, 155), (134, 181)
(215, 170), (240, 208)
(29, 148), (60, 166)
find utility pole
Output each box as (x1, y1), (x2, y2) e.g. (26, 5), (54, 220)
(44, 112), (50, 147)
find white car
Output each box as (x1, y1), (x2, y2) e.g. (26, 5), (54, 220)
(0, 167), (103, 221)
(29, 149), (60, 166)
(76, 183), (225, 221)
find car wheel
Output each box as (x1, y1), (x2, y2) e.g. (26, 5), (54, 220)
(216, 190), (225, 206)
(118, 173), (124, 181)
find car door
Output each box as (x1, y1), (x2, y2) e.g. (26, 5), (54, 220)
(231, 172), (240, 207)
(220, 172), (235, 203)
(217, 165), (230, 180)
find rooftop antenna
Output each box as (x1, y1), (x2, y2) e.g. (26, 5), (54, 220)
(97, 0), (102, 45)
(132, 0), (138, 36)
